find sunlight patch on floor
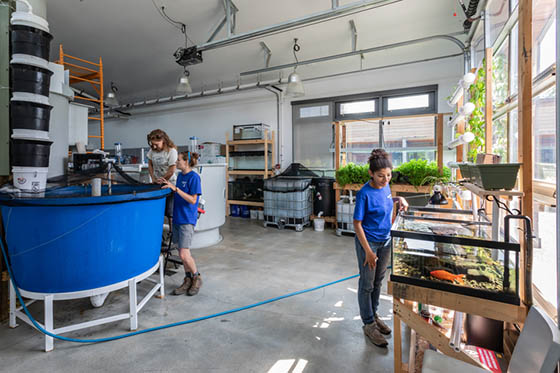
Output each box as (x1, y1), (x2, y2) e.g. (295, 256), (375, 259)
(267, 359), (308, 373)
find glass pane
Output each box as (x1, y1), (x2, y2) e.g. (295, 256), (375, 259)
(493, 115), (508, 161)
(383, 116), (436, 167)
(509, 110), (518, 162)
(533, 0), (556, 74)
(387, 94), (429, 111)
(300, 105), (329, 118)
(340, 100), (376, 115)
(472, 21), (485, 68)
(532, 201), (557, 315)
(492, 40), (509, 109)
(533, 86), (556, 182)
(510, 24), (519, 95)
(488, 0), (510, 47)
(345, 120), (379, 164)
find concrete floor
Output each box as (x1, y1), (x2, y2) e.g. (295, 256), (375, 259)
(0, 217), (402, 372)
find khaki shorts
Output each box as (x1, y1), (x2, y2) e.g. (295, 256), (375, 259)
(172, 224), (194, 248)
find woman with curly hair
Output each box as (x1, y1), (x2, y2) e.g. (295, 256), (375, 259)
(353, 149), (408, 348)
(147, 129), (178, 218)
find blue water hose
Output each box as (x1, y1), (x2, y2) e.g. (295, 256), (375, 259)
(0, 237), (358, 344)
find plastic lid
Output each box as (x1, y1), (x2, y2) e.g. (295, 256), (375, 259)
(11, 129), (50, 141)
(10, 54), (50, 70)
(10, 10), (49, 33)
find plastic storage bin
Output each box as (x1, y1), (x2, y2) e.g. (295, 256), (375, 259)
(233, 123), (270, 140)
(229, 151), (273, 170)
(263, 178), (312, 231)
(336, 196), (355, 236)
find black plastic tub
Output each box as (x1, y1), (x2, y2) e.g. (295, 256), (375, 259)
(11, 138), (53, 167)
(313, 177), (335, 216)
(11, 64), (53, 96)
(10, 101), (52, 132)
(11, 25), (53, 60)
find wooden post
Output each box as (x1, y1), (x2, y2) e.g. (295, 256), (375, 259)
(225, 132), (229, 215)
(393, 302), (403, 373)
(437, 114), (444, 173)
(518, 0), (533, 306)
(485, 48), (493, 154)
(264, 130), (268, 179)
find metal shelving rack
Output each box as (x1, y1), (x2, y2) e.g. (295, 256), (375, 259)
(225, 130), (275, 212)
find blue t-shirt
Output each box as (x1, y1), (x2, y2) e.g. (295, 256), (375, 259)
(173, 170), (202, 225)
(353, 182), (393, 242)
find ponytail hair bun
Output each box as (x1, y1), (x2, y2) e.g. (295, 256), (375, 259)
(368, 148), (392, 172)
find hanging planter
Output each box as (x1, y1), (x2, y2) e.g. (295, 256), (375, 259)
(470, 163), (521, 190)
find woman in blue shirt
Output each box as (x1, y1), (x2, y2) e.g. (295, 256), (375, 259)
(161, 151), (203, 296)
(353, 149), (407, 347)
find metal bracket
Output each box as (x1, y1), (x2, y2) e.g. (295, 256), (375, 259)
(207, 0), (238, 42)
(349, 20), (357, 52)
(332, 0), (339, 9)
(260, 41), (272, 68)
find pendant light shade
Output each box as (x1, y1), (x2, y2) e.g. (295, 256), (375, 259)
(176, 69), (192, 94)
(286, 71), (305, 97)
(105, 81), (119, 107)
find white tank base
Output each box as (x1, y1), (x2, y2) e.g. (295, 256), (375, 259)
(190, 228), (222, 249)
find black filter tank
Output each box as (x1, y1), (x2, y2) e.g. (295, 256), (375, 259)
(313, 177), (335, 217)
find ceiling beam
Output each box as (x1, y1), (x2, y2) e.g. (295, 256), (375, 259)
(198, 0), (402, 52)
(208, 0), (238, 43)
(241, 34), (466, 76)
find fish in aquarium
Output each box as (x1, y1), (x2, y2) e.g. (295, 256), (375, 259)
(429, 270), (466, 284)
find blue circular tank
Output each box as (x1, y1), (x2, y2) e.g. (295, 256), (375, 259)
(0, 185), (171, 293)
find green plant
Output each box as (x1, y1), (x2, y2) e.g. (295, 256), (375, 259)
(393, 159), (451, 187)
(466, 61), (486, 162)
(335, 163), (369, 186)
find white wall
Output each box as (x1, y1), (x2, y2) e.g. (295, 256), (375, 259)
(104, 55), (463, 168)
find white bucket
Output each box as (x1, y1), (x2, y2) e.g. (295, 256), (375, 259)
(257, 210), (264, 220)
(12, 166), (48, 195)
(250, 210), (258, 219)
(313, 218), (325, 232)
(11, 129), (50, 140)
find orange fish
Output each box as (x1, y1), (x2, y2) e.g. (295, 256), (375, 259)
(430, 270), (466, 284)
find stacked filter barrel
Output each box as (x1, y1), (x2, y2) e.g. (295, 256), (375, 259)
(9, 8), (54, 194)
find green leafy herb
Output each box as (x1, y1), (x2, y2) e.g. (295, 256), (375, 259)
(335, 163), (369, 186)
(393, 159), (451, 187)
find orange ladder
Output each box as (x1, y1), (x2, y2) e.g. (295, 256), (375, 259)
(57, 45), (105, 149)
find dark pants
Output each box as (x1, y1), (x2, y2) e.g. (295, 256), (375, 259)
(355, 237), (391, 325)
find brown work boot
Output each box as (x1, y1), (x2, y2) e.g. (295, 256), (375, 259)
(187, 274), (202, 296)
(363, 322), (388, 347)
(172, 276), (192, 295)
(375, 314), (392, 335)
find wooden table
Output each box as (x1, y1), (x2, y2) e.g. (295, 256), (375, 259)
(389, 281), (527, 373)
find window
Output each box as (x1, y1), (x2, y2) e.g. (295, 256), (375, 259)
(292, 103), (334, 168)
(386, 94), (430, 111)
(382, 91), (436, 117)
(533, 0), (556, 75)
(492, 41), (509, 109)
(382, 116), (436, 166)
(345, 121), (380, 165)
(299, 105), (329, 118)
(487, 0), (510, 47)
(472, 21), (485, 67)
(492, 115), (508, 161)
(339, 100), (377, 116)
(532, 202), (557, 314)
(510, 23), (519, 95)
(532, 87), (556, 182)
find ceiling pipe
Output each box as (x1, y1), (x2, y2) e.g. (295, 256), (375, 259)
(106, 52), (461, 116)
(197, 0), (401, 52)
(240, 34), (467, 76)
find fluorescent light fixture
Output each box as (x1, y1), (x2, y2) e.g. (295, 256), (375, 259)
(447, 102), (476, 127)
(447, 131), (475, 149)
(447, 72), (477, 106)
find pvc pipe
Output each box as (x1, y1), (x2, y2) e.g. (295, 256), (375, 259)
(447, 132), (475, 149)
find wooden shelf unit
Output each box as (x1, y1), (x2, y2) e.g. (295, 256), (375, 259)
(225, 130), (275, 213)
(389, 281), (527, 373)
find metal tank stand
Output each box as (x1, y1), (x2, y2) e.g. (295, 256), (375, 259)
(9, 256), (165, 352)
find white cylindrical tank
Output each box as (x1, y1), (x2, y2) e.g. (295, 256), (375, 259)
(191, 163), (226, 249)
